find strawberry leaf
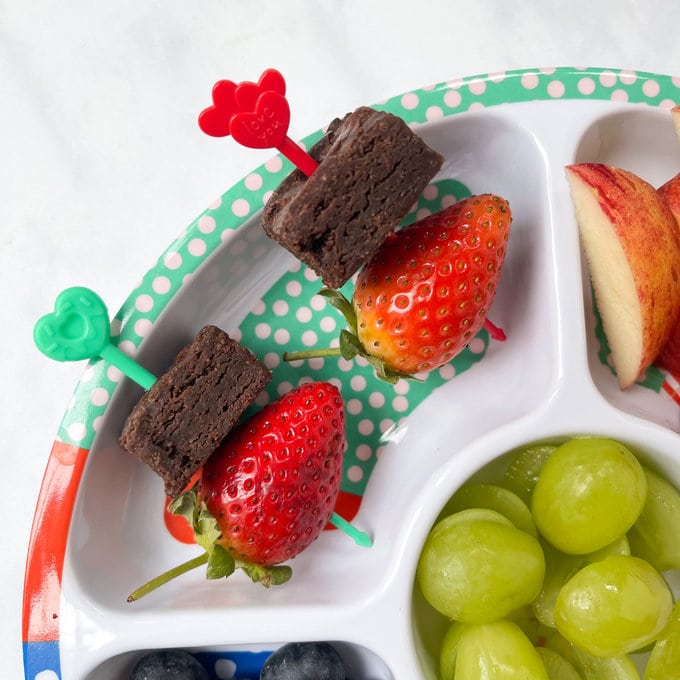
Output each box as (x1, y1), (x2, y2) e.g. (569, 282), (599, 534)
(195, 507), (222, 554)
(368, 355), (401, 384)
(365, 354), (420, 384)
(336, 329), (420, 384)
(206, 544), (236, 580)
(338, 329), (363, 360)
(167, 486), (196, 522)
(169, 486), (222, 554)
(319, 288), (357, 334)
(239, 562), (293, 588)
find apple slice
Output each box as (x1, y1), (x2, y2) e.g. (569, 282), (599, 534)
(565, 163), (680, 389)
(672, 105), (680, 144)
(656, 171), (680, 374)
(659, 170), (680, 222)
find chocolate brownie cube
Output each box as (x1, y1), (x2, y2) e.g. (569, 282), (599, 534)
(119, 325), (270, 497)
(260, 106), (444, 289)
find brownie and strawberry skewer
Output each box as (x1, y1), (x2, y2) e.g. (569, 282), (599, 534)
(199, 70), (510, 379)
(189, 73), (511, 595)
(34, 289), (370, 600)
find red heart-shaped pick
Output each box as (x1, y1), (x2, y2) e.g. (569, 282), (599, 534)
(230, 91), (290, 149)
(198, 79), (238, 137)
(235, 69), (286, 112)
(198, 69), (317, 176)
(258, 68), (286, 96)
(198, 69), (287, 139)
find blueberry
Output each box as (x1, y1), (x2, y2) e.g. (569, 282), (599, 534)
(130, 650), (209, 680)
(260, 642), (346, 680)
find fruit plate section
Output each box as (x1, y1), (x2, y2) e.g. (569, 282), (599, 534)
(23, 67), (680, 680)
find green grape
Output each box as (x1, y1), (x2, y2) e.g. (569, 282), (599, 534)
(532, 535), (630, 628)
(645, 598), (680, 680)
(536, 647), (583, 680)
(440, 621), (466, 680)
(412, 577), (450, 666)
(436, 507), (514, 528)
(554, 555), (673, 657)
(628, 466), (680, 572)
(545, 631), (640, 680)
(440, 619), (549, 680)
(417, 512), (545, 622)
(437, 482), (537, 535)
(508, 604), (542, 644)
(533, 539), (579, 629)
(585, 534), (631, 561)
(502, 443), (557, 504)
(531, 437), (646, 554)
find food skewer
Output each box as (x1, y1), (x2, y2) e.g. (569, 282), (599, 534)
(33, 286), (372, 548)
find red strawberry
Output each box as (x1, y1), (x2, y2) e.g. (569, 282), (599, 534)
(128, 381), (345, 600)
(285, 195), (512, 382)
(201, 381), (345, 568)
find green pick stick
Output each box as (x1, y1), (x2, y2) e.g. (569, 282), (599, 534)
(35, 286), (372, 548)
(330, 512), (372, 547)
(33, 286), (156, 390)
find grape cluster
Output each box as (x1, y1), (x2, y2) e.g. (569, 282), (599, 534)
(416, 436), (680, 679)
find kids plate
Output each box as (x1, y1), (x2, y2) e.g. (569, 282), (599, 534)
(23, 66), (680, 680)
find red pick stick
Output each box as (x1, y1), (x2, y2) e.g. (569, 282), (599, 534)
(198, 69), (319, 177)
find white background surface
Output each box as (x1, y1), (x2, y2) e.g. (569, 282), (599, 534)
(3, 1), (680, 677)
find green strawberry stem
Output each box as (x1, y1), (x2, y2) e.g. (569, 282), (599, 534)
(127, 552), (209, 602)
(126, 550), (294, 601)
(284, 347), (342, 361)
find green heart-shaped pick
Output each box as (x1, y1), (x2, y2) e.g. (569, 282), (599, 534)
(34, 286), (110, 362)
(34, 286), (156, 390)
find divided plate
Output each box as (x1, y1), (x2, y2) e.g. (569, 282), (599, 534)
(23, 66), (680, 680)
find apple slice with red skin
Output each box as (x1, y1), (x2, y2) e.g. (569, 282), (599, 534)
(566, 163), (680, 389)
(653, 106), (680, 374)
(656, 171), (680, 375)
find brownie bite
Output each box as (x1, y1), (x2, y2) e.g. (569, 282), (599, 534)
(119, 325), (271, 497)
(260, 106), (444, 289)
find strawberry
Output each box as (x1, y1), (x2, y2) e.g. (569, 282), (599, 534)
(285, 195), (512, 382)
(128, 381), (345, 600)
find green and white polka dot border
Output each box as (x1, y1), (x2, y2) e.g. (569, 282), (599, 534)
(54, 66), (680, 491)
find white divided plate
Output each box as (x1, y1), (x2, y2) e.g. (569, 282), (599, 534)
(23, 66), (680, 680)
